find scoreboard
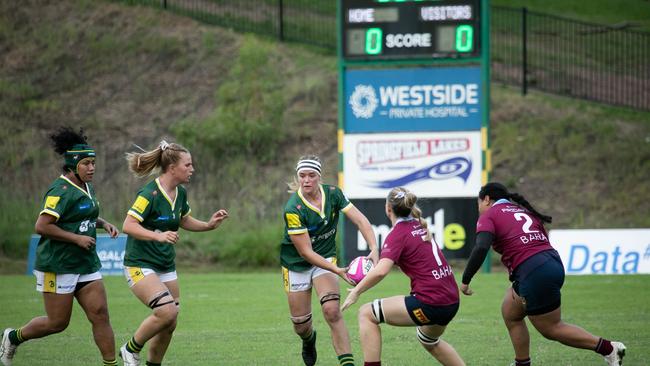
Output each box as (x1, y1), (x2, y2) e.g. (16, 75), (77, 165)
(341, 0), (481, 60)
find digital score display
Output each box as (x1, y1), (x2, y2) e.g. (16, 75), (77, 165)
(342, 0), (481, 60)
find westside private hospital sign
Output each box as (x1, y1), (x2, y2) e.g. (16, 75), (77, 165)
(344, 66), (481, 133)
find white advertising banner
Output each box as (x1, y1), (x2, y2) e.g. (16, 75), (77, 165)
(549, 229), (650, 275)
(342, 131), (482, 198)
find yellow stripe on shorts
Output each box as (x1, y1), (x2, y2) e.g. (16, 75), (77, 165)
(127, 267), (145, 285)
(282, 267), (290, 293)
(44, 272), (56, 293)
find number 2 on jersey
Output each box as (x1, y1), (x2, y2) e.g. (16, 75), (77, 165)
(514, 212), (538, 233)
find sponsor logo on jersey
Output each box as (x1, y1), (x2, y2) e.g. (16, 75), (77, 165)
(286, 213), (301, 228)
(132, 196), (150, 214)
(79, 203), (91, 210)
(45, 196), (60, 209)
(366, 157), (471, 188)
(154, 216), (170, 222)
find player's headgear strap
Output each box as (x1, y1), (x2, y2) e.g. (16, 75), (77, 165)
(296, 159), (321, 175)
(64, 144), (96, 173)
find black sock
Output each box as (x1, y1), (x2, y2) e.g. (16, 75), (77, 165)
(126, 336), (144, 353)
(338, 353), (354, 366)
(515, 357), (531, 366)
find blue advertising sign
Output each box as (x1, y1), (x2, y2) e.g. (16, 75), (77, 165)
(26, 234), (127, 276)
(344, 66), (482, 133)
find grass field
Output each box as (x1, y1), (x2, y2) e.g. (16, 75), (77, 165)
(0, 272), (648, 365)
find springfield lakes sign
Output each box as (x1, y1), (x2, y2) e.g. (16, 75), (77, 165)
(343, 131), (482, 198)
(344, 66), (482, 133)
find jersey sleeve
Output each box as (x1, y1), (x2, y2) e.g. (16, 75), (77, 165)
(39, 185), (70, 221)
(333, 186), (353, 213)
(284, 206), (307, 236)
(180, 187), (191, 218)
(127, 189), (153, 222)
(476, 210), (496, 234)
(380, 230), (405, 263)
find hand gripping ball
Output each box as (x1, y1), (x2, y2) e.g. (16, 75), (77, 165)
(346, 256), (374, 285)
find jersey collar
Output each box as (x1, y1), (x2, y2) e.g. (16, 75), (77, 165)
(60, 175), (93, 200)
(155, 177), (178, 210)
(494, 198), (511, 205)
(298, 184), (326, 219)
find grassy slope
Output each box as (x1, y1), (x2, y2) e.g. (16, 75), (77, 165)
(492, 0), (650, 31)
(0, 273), (648, 365)
(0, 0), (648, 270)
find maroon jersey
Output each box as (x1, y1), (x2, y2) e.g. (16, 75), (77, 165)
(477, 200), (554, 274)
(381, 219), (459, 306)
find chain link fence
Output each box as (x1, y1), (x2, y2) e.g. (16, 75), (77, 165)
(119, 0), (650, 110)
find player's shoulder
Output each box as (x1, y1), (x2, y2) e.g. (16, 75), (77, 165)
(138, 180), (159, 196)
(45, 176), (73, 195)
(283, 192), (302, 212)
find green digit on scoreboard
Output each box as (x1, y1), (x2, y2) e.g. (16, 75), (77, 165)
(365, 28), (383, 55)
(455, 25), (473, 52)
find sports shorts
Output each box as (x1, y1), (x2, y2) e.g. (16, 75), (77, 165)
(282, 257), (337, 292)
(404, 295), (459, 326)
(123, 266), (178, 288)
(512, 250), (565, 315)
(34, 270), (102, 294)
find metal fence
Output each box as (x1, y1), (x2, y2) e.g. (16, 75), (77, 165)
(119, 0), (650, 111)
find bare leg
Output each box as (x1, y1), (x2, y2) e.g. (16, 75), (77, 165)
(76, 280), (115, 361)
(128, 274), (178, 349)
(502, 288), (530, 361)
(528, 306), (599, 349)
(19, 292), (73, 339)
(287, 289), (314, 338)
(313, 273), (351, 355)
(146, 280), (180, 364)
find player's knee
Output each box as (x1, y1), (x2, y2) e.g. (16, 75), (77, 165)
(359, 303), (377, 325)
(86, 303), (110, 325)
(48, 318), (71, 334)
(290, 313), (313, 334)
(320, 293), (341, 323)
(417, 327), (440, 349)
(149, 291), (178, 326)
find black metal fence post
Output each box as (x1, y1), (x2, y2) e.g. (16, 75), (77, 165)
(522, 7), (527, 95)
(279, 0), (284, 41)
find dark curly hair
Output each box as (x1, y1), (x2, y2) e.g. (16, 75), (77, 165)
(50, 126), (89, 155)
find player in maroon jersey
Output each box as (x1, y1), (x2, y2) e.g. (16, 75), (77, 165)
(341, 187), (465, 366)
(461, 182), (626, 366)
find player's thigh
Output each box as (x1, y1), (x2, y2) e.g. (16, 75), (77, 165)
(75, 280), (109, 316)
(380, 295), (415, 326)
(43, 292), (75, 324)
(130, 273), (173, 306)
(287, 290), (313, 317)
(312, 272), (340, 299)
(162, 279), (180, 302)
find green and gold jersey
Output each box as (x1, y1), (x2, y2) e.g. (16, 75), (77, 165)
(35, 175), (101, 274)
(123, 178), (191, 272)
(280, 184), (353, 271)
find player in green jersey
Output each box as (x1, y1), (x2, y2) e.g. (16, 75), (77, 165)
(1, 127), (120, 366)
(119, 140), (228, 366)
(281, 155), (379, 366)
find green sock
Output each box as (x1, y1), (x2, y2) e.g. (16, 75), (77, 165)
(126, 336), (144, 353)
(338, 353), (355, 366)
(8, 328), (25, 345)
(103, 359), (118, 366)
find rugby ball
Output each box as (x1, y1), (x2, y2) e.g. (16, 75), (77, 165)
(346, 256), (374, 285)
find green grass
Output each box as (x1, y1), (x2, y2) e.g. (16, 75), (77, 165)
(1, 272), (648, 365)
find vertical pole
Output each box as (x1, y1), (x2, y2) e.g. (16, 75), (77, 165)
(481, 0), (492, 274)
(163, 0), (167, 9)
(279, 0), (285, 41)
(522, 7), (527, 95)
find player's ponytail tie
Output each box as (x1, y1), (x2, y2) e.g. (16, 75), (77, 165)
(395, 191), (406, 199)
(159, 140), (170, 151)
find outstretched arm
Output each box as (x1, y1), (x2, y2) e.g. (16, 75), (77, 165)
(290, 232), (355, 286)
(460, 231), (494, 295)
(344, 205), (379, 264)
(341, 258), (393, 311)
(180, 209), (229, 232)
